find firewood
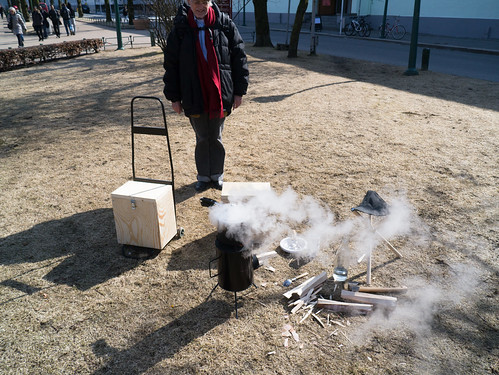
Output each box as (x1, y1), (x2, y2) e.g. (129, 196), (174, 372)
(349, 285), (408, 294)
(283, 271), (327, 300)
(312, 313), (325, 328)
(291, 300), (304, 314)
(256, 250), (278, 263)
(316, 298), (373, 313)
(340, 290), (397, 308)
(299, 308), (313, 324)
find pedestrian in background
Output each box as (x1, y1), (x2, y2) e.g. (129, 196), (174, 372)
(0, 4), (4, 19)
(32, 6), (44, 41)
(8, 7), (27, 47)
(60, 3), (71, 36)
(49, 4), (61, 38)
(67, 3), (76, 35)
(41, 6), (50, 38)
(163, 0), (249, 192)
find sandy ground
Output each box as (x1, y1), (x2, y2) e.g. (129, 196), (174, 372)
(0, 46), (498, 374)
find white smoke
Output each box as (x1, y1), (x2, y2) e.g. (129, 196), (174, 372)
(208, 187), (419, 266)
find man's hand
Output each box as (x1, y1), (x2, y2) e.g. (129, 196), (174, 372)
(233, 95), (242, 110)
(172, 101), (183, 114)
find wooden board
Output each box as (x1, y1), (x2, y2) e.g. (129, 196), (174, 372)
(340, 290), (397, 308)
(221, 182), (271, 203)
(111, 181), (176, 249)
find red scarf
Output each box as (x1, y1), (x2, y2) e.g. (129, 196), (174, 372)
(188, 7), (224, 119)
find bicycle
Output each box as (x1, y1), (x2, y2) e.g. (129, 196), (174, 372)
(344, 16), (371, 37)
(378, 18), (406, 40)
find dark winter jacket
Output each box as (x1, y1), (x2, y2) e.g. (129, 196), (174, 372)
(32, 9), (43, 26)
(163, 2), (249, 117)
(60, 5), (70, 20)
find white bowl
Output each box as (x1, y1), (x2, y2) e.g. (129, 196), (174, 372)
(280, 236), (307, 254)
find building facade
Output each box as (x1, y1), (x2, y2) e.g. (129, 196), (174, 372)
(231, 0), (499, 39)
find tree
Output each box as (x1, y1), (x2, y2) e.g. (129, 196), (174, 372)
(104, 0), (111, 22)
(127, 0), (134, 25)
(287, 0), (308, 57)
(141, 0), (180, 51)
(20, 0), (29, 22)
(252, 0), (272, 47)
(77, 0), (83, 17)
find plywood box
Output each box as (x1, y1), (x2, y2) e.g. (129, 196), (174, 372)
(221, 182), (272, 203)
(111, 181), (176, 249)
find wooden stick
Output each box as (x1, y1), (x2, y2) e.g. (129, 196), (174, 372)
(316, 298), (373, 313)
(312, 313), (325, 328)
(350, 285), (408, 294)
(341, 290), (397, 307)
(283, 271), (327, 300)
(256, 250), (278, 263)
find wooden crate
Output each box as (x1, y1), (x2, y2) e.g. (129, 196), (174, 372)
(111, 181), (176, 249)
(221, 182), (271, 203)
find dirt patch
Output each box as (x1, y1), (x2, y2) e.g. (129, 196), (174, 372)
(0, 46), (497, 374)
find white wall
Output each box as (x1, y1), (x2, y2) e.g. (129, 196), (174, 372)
(235, 0), (499, 20)
(367, 0), (499, 20)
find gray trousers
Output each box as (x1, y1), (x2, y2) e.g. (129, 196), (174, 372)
(189, 114), (225, 183)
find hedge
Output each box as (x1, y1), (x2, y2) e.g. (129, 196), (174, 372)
(0, 39), (104, 72)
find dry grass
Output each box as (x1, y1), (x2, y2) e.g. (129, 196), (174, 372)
(0, 45), (497, 375)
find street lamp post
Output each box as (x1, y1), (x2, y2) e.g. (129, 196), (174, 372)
(113, 0), (123, 50)
(380, 0), (388, 38)
(404, 0), (421, 76)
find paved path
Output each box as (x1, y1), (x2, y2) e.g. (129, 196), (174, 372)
(0, 16), (151, 50)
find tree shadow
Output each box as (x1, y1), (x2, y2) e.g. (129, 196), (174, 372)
(91, 298), (232, 375)
(0, 208), (146, 292)
(246, 47), (499, 112)
(252, 80), (356, 103)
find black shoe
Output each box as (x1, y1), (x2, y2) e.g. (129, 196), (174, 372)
(195, 181), (210, 192)
(213, 181), (223, 190)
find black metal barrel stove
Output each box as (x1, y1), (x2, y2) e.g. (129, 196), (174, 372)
(202, 198), (262, 318)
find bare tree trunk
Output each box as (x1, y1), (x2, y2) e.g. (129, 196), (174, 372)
(287, 0), (308, 57)
(252, 0), (272, 47)
(77, 0), (82, 17)
(127, 0), (134, 25)
(104, 0), (111, 22)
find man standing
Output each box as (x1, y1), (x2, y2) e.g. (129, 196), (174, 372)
(163, 0), (249, 192)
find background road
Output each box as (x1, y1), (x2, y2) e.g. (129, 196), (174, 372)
(245, 26), (499, 82)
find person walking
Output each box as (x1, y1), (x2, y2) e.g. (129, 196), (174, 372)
(0, 4), (5, 19)
(49, 4), (61, 38)
(60, 3), (71, 36)
(32, 7), (44, 41)
(67, 3), (76, 35)
(163, 0), (249, 192)
(8, 7), (27, 47)
(41, 7), (50, 38)
(122, 5), (127, 22)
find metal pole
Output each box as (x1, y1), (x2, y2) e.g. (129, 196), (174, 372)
(339, 0), (344, 35)
(309, 0), (317, 55)
(404, 0), (421, 76)
(243, 0), (246, 26)
(285, 0), (291, 45)
(113, 0), (123, 50)
(380, 0), (388, 38)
